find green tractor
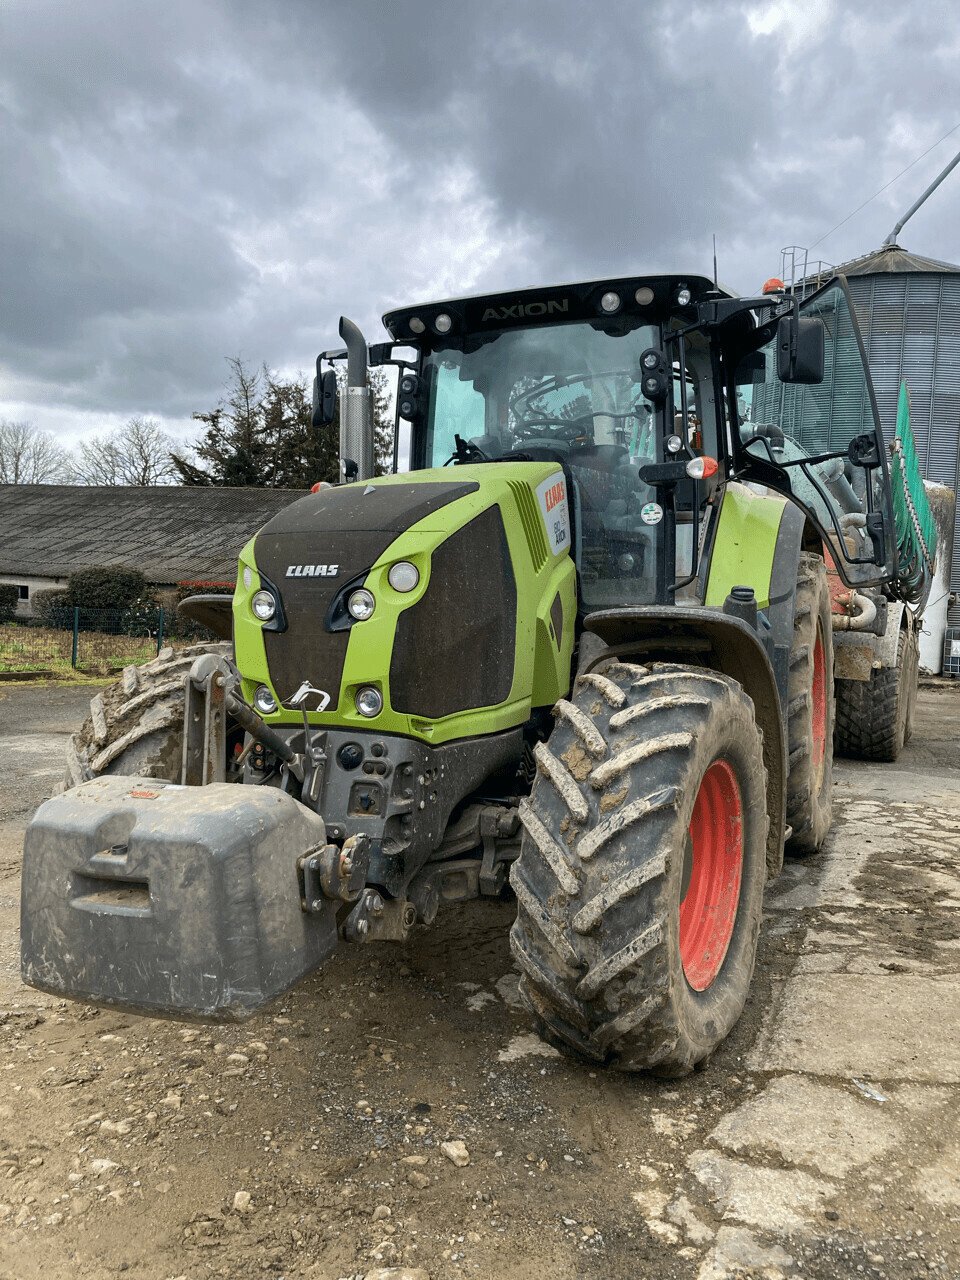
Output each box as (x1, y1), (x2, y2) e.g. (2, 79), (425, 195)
(21, 272), (931, 1074)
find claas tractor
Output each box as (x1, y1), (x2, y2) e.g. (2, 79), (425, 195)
(20, 272), (933, 1075)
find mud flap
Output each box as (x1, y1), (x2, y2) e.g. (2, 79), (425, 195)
(20, 776), (337, 1020)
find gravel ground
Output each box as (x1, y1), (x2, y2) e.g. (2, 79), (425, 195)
(0, 678), (958, 1280)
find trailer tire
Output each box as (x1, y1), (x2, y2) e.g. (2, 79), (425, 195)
(509, 660), (768, 1076)
(785, 554), (834, 856)
(834, 627), (918, 763)
(62, 642), (234, 791)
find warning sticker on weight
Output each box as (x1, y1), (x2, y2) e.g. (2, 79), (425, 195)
(535, 473), (571, 556)
(641, 502), (663, 525)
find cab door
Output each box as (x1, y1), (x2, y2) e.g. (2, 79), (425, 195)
(731, 277), (895, 586)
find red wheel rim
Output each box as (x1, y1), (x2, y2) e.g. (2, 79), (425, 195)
(679, 759), (743, 992)
(811, 628), (827, 778)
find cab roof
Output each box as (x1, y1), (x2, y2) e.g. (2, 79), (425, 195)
(383, 273), (733, 342)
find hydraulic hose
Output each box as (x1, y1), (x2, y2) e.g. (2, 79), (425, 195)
(226, 693), (297, 764)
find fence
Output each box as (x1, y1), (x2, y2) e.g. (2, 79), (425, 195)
(0, 605), (192, 676)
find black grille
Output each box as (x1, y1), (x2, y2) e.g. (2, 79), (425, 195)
(390, 505), (517, 718)
(254, 480), (479, 707)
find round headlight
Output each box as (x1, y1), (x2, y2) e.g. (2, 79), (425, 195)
(600, 291), (621, 313)
(347, 588), (376, 621)
(356, 686), (383, 718)
(251, 589), (276, 622)
(388, 561), (420, 593)
(409, 316), (425, 335)
(666, 434), (684, 454)
(253, 684), (278, 715)
(635, 286), (655, 305)
(434, 313), (452, 334)
(641, 351), (659, 369)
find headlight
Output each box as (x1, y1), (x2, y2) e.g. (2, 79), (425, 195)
(387, 561), (420, 593)
(253, 685), (278, 715)
(355, 686), (383, 718)
(251, 589), (276, 622)
(676, 285), (692, 307)
(347, 588), (376, 621)
(600, 291), (621, 313)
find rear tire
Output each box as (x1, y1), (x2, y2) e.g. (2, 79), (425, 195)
(785, 554), (834, 856)
(63, 642), (233, 790)
(834, 627), (918, 763)
(509, 660), (768, 1076)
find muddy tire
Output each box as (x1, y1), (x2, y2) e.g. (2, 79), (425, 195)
(834, 627), (919, 763)
(63, 642), (233, 791)
(509, 661), (768, 1076)
(785, 554), (834, 856)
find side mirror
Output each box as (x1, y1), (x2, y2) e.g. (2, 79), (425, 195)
(777, 315), (824, 384)
(311, 363), (338, 428)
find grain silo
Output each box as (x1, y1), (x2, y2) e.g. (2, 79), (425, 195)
(833, 243), (960, 667)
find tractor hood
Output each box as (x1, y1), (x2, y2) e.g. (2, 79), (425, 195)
(252, 478), (480, 713)
(232, 464), (577, 745)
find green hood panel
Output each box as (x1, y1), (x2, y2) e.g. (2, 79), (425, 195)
(253, 479), (479, 710)
(233, 464), (577, 745)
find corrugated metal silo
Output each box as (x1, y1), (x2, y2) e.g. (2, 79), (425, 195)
(827, 244), (960, 634)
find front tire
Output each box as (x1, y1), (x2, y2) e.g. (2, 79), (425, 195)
(509, 661), (768, 1075)
(64, 642), (234, 789)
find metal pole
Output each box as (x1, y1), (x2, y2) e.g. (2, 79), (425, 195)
(884, 147), (960, 245)
(71, 608), (79, 669)
(156, 606), (165, 655)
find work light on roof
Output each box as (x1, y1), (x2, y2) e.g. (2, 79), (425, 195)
(600, 291), (621, 313)
(675, 285), (693, 307)
(434, 313), (452, 333)
(635, 286), (655, 305)
(408, 316), (426, 335)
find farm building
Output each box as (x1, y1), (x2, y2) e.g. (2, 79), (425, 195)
(0, 484), (307, 616)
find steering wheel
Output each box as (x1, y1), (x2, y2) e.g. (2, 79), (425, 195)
(513, 416), (592, 443)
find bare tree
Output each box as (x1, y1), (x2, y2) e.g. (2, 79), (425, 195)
(0, 419), (70, 483)
(71, 417), (178, 486)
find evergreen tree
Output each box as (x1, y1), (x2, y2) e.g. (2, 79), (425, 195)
(174, 356), (394, 487)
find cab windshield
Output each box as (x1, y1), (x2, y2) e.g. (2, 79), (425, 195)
(420, 320), (664, 608)
(422, 320), (659, 462)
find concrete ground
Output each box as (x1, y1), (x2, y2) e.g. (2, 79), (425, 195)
(0, 679), (958, 1280)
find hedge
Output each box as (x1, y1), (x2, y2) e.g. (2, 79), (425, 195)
(0, 584), (19, 625)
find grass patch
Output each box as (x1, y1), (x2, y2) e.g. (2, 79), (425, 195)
(0, 623), (160, 677)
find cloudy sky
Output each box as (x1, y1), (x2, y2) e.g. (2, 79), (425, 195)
(2, 0), (959, 449)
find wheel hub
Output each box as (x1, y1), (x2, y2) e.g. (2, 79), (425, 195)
(679, 758), (743, 991)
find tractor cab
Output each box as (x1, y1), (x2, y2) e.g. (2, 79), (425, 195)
(381, 275), (725, 612)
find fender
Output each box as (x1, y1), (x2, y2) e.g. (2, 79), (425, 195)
(177, 594), (234, 641)
(581, 606), (786, 878)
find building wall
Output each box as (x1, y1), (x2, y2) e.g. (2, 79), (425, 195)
(0, 573), (68, 619)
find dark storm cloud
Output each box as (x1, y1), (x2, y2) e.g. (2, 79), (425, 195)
(1, 0), (959, 439)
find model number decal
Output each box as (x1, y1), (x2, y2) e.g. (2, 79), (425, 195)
(285, 564), (339, 578)
(534, 474), (570, 556)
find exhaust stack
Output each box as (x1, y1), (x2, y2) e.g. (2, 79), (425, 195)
(338, 316), (374, 482)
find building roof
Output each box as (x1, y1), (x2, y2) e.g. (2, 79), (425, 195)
(829, 242), (960, 278)
(0, 484), (308, 584)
